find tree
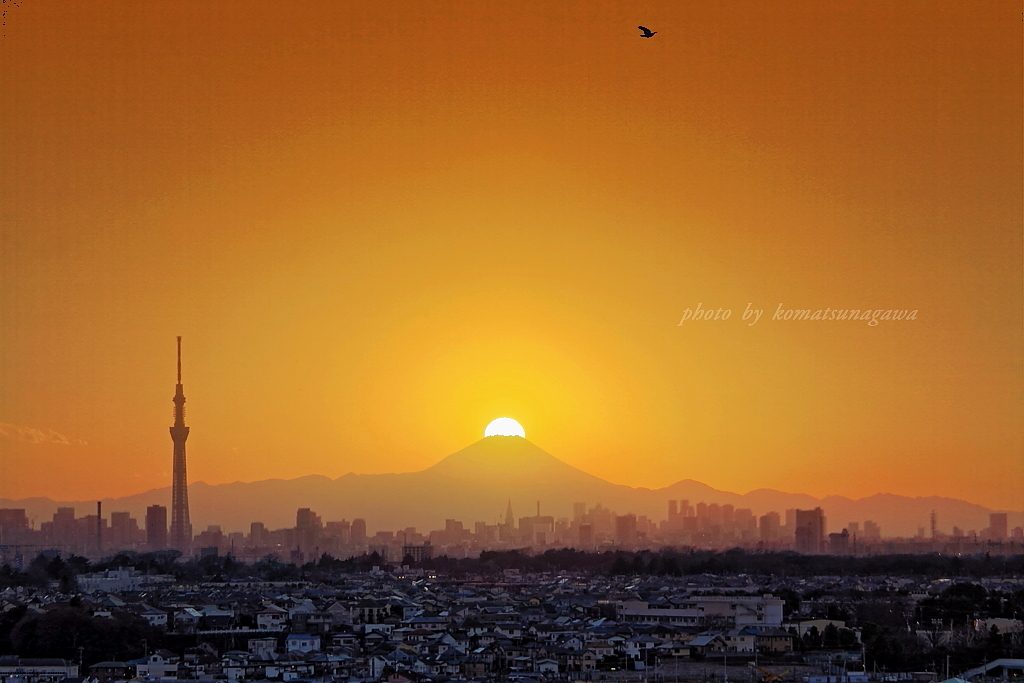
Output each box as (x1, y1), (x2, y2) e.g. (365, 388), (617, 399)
(610, 557), (631, 576)
(802, 626), (822, 650)
(10, 606), (162, 665)
(0, 605), (27, 655)
(838, 628), (858, 649)
(777, 588), (801, 617)
(823, 623), (840, 649)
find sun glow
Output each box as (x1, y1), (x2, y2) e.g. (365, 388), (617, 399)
(484, 417), (526, 438)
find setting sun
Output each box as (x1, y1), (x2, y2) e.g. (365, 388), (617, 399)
(484, 417), (526, 438)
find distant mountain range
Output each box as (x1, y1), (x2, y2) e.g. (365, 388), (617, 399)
(2, 437), (1018, 538)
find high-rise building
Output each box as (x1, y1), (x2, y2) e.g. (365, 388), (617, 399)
(990, 513), (1009, 540)
(109, 511), (136, 549)
(351, 518), (367, 546)
(707, 503), (722, 525)
(735, 508), (755, 534)
(195, 525), (224, 552)
(784, 509), (797, 538)
(573, 502), (586, 523)
(402, 542), (433, 563)
(615, 513), (637, 546)
(146, 505), (168, 550)
(250, 522), (268, 547)
(759, 511), (780, 543)
(324, 520), (351, 544)
(0, 509), (30, 545)
(168, 337), (193, 553)
(500, 499), (516, 542)
(49, 507), (77, 546)
(794, 508), (826, 554)
(829, 529), (850, 554)
(667, 500), (681, 531)
(296, 508), (322, 552)
(722, 504), (735, 524)
(0, 509), (28, 533)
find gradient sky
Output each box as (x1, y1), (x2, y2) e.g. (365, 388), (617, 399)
(1, 1), (1021, 511)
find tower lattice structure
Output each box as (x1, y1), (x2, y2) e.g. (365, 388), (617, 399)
(168, 336), (193, 553)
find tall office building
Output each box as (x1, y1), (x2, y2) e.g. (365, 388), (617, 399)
(990, 513), (1008, 540)
(168, 337), (193, 553)
(351, 518), (367, 546)
(110, 511), (133, 549)
(573, 502), (586, 524)
(577, 523), (594, 548)
(759, 511), (780, 543)
(794, 507), (826, 553)
(615, 513), (638, 546)
(146, 505), (168, 550)
(296, 508), (322, 552)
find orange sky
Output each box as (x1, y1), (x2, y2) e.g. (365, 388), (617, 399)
(1, 1), (1021, 511)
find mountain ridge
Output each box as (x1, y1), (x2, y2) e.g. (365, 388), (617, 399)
(1, 437), (1016, 537)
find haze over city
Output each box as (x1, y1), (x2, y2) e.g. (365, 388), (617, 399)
(1, 1), (1021, 519)
(2, 4), (1024, 681)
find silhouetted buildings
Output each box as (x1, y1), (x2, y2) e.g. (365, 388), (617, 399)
(829, 528), (850, 554)
(615, 513), (637, 546)
(296, 508), (322, 554)
(147, 505), (168, 550)
(577, 522), (594, 548)
(402, 541), (432, 563)
(250, 521), (268, 547)
(760, 511), (780, 543)
(109, 511), (139, 548)
(3, 494), (1024, 565)
(990, 512), (1008, 540)
(0, 509), (28, 534)
(350, 518), (367, 546)
(518, 503), (555, 546)
(795, 507), (826, 554)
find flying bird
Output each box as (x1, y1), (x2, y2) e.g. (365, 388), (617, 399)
(638, 25), (657, 38)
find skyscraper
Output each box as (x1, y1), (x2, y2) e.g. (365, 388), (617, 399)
(168, 337), (193, 553)
(296, 508), (322, 552)
(350, 518), (367, 546)
(146, 505), (168, 550)
(615, 513), (637, 546)
(990, 512), (1008, 540)
(794, 507), (826, 554)
(573, 502), (586, 524)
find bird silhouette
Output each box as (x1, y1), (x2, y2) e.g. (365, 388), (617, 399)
(638, 25), (657, 38)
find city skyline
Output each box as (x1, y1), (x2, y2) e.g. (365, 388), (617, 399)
(2, 485), (1019, 566)
(1, 2), (1021, 512)
(0, 427), (1019, 543)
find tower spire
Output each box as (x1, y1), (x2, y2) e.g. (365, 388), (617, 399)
(169, 336), (192, 554)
